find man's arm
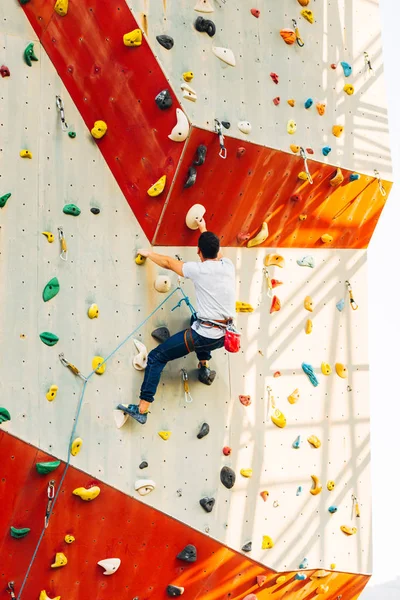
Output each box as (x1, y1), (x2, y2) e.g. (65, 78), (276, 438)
(137, 248), (184, 276)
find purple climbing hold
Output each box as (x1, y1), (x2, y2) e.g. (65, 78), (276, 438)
(220, 466), (236, 489)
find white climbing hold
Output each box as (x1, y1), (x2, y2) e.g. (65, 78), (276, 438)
(97, 557), (121, 575)
(113, 407), (129, 429)
(132, 339), (148, 371)
(212, 46), (236, 67)
(135, 479), (156, 496)
(238, 121), (252, 134)
(194, 0), (214, 13)
(154, 275), (172, 293)
(168, 109), (190, 142)
(181, 82), (197, 102)
(186, 204), (206, 230)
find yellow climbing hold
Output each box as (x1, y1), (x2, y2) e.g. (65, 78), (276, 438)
(290, 144), (300, 153)
(158, 431), (171, 441)
(264, 254), (285, 268)
(321, 234), (333, 243)
(304, 296), (313, 312)
(287, 119), (297, 135)
(327, 480), (335, 491)
(335, 363), (348, 378)
(240, 469), (253, 478)
(92, 356), (106, 374)
(236, 301), (254, 313)
(71, 437), (83, 456)
(343, 83), (354, 95)
(271, 409), (286, 428)
(20, 149), (32, 159)
(91, 120), (108, 139)
(42, 231), (55, 243)
(310, 475), (322, 495)
(341, 525), (357, 536)
(305, 319), (313, 334)
(288, 389), (300, 404)
(298, 171), (309, 181)
(301, 9), (314, 23)
(332, 125), (344, 138)
(73, 485), (100, 501)
(261, 535), (274, 549)
(147, 175), (167, 197)
(64, 534), (75, 543)
(321, 362), (332, 376)
(39, 591), (61, 600)
(247, 222), (269, 247)
(183, 71), (194, 82)
(307, 435), (321, 448)
(123, 29), (142, 47)
(276, 575), (286, 584)
(46, 385), (58, 402)
(88, 304), (99, 319)
(54, 0), (68, 16)
(51, 552), (68, 568)
(135, 253), (146, 265)
(316, 585), (329, 595)
(330, 168), (344, 187)
(330, 563), (336, 570)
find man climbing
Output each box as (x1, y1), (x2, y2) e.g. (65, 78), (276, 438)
(118, 220), (236, 424)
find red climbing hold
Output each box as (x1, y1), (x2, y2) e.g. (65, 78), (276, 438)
(257, 575), (267, 587)
(331, 63), (337, 69)
(273, 96), (280, 106)
(290, 194), (301, 202)
(270, 72), (279, 84)
(270, 296), (281, 313)
(273, 371), (281, 378)
(237, 147), (246, 158)
(251, 8), (260, 18)
(0, 65), (10, 77)
(223, 446), (232, 456)
(306, 148), (314, 154)
(239, 395), (251, 406)
(270, 279), (283, 288)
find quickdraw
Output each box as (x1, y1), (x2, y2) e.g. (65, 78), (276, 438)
(364, 51), (374, 77)
(345, 280), (358, 311)
(300, 147), (313, 184)
(352, 494), (361, 518)
(181, 368), (193, 403)
(292, 19), (304, 47)
(263, 267), (274, 298)
(7, 582), (16, 599)
(59, 353), (87, 381)
(266, 385), (275, 417)
(45, 480), (56, 528)
(374, 169), (386, 197)
(58, 226), (68, 261)
(56, 95), (69, 132)
(214, 119), (227, 159)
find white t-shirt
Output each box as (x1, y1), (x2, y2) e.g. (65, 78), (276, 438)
(182, 258), (236, 339)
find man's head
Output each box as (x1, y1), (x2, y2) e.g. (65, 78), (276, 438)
(197, 231), (220, 260)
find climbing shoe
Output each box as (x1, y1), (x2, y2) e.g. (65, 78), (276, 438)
(117, 404), (147, 425)
(198, 364), (216, 386)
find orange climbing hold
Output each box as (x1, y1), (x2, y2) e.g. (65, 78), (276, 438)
(239, 395), (251, 406)
(287, 99), (295, 107)
(316, 103), (326, 116)
(280, 29), (297, 45)
(260, 490), (269, 501)
(270, 296), (281, 313)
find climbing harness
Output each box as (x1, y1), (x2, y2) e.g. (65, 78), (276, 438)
(364, 52), (374, 77)
(171, 291), (197, 317)
(345, 280), (358, 311)
(181, 368), (193, 403)
(59, 353), (87, 381)
(7, 582), (16, 599)
(374, 169), (386, 197)
(44, 480), (55, 528)
(352, 494), (361, 518)
(55, 95), (68, 132)
(214, 119), (227, 159)
(300, 147), (313, 184)
(58, 226), (68, 261)
(292, 19), (304, 47)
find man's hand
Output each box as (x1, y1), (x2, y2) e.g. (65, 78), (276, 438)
(137, 248), (151, 258)
(197, 218), (207, 234)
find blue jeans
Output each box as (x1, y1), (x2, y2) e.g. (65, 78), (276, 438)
(139, 325), (225, 403)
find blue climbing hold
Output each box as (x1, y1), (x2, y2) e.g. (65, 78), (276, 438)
(297, 256), (315, 268)
(329, 505), (338, 514)
(341, 61), (352, 77)
(296, 486), (303, 496)
(322, 146), (332, 157)
(293, 435), (301, 449)
(336, 298), (345, 312)
(295, 573), (307, 581)
(299, 558), (309, 569)
(304, 98), (313, 109)
(302, 362), (319, 387)
(350, 173), (361, 182)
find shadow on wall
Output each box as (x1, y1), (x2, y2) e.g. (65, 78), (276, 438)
(362, 577), (400, 599)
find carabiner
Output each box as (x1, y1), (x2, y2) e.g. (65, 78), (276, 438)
(45, 480), (56, 528)
(352, 494), (361, 518)
(59, 353), (87, 380)
(364, 51), (374, 77)
(374, 169), (386, 197)
(214, 119), (227, 159)
(58, 226), (68, 261)
(263, 267), (273, 298)
(7, 582), (16, 599)
(300, 147), (313, 184)
(56, 95), (69, 132)
(292, 19), (304, 47)
(266, 385), (275, 416)
(345, 280), (358, 311)
(181, 368), (193, 403)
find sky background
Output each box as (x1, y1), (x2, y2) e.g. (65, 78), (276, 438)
(364, 0), (400, 597)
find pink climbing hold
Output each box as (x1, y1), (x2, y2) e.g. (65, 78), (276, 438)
(237, 147), (246, 158)
(270, 72), (279, 84)
(251, 8), (260, 18)
(273, 96), (280, 106)
(239, 395), (251, 406)
(237, 231), (250, 243)
(257, 575), (267, 587)
(223, 446), (232, 456)
(243, 595), (258, 600)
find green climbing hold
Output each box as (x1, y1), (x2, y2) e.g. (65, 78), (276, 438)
(24, 42), (38, 67)
(63, 203), (81, 216)
(0, 407), (11, 423)
(39, 332), (59, 347)
(36, 460), (61, 474)
(0, 193), (11, 208)
(68, 131), (76, 139)
(10, 526), (31, 539)
(42, 277), (60, 302)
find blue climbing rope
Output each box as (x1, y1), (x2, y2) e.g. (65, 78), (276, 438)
(16, 285), (195, 600)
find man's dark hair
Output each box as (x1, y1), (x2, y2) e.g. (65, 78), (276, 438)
(198, 231), (220, 259)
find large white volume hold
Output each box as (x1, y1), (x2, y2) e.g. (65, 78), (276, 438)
(97, 558), (121, 575)
(168, 109), (190, 142)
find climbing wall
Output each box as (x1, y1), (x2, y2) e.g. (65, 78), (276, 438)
(0, 0), (389, 599)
